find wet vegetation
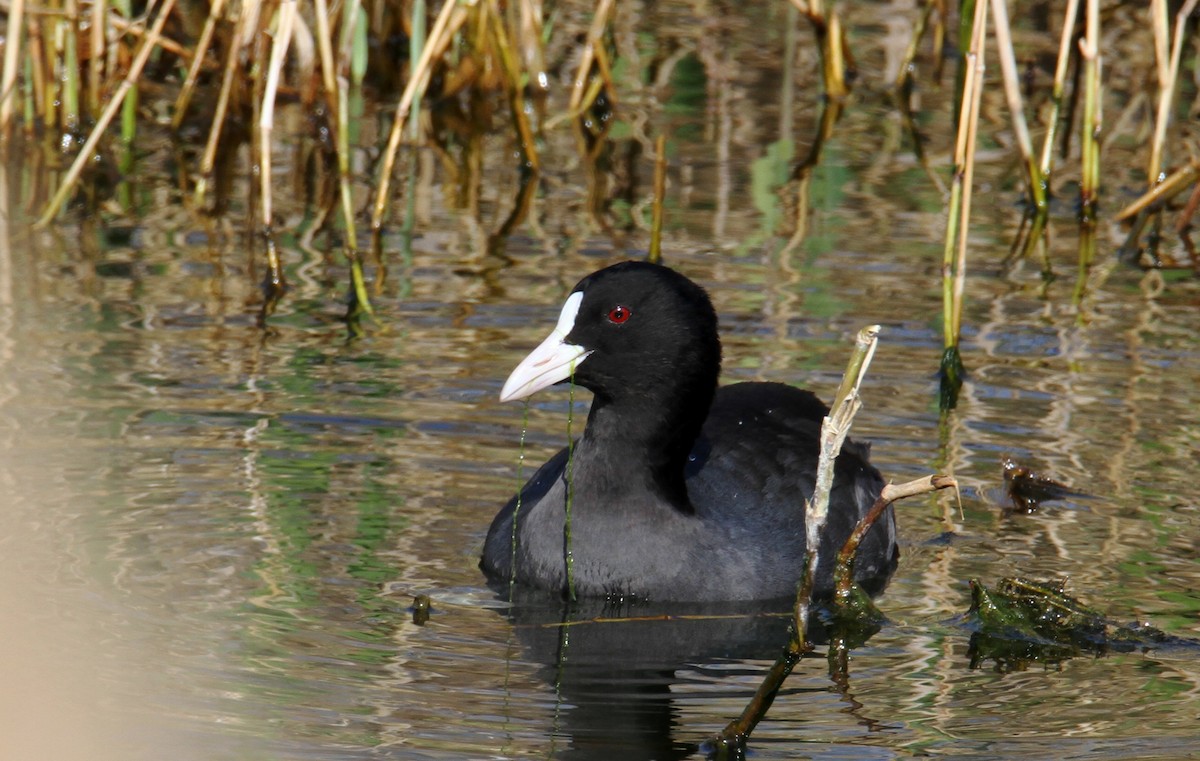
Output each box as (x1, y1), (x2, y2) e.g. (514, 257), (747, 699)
(964, 577), (1197, 672)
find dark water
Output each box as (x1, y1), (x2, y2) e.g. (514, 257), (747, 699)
(4, 3), (1200, 760)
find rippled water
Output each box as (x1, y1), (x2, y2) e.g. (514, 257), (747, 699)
(4, 3), (1200, 760)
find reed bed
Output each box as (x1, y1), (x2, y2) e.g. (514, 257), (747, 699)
(0, 0), (1196, 338)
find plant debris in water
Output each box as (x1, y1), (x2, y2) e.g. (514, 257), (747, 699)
(411, 594), (432, 626)
(1001, 457), (1088, 513)
(964, 577), (1191, 671)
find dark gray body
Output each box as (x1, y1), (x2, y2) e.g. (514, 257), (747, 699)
(482, 382), (897, 602)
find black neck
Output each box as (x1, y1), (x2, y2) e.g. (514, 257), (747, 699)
(578, 380), (715, 512)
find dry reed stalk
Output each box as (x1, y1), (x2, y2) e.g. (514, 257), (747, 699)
(569, 0), (616, 112)
(105, 13), (192, 59)
(821, 10), (848, 101)
(1147, 0), (1198, 188)
(1151, 0), (1170, 89)
(260, 0), (298, 230)
(789, 0), (848, 101)
(87, 0), (104, 116)
(26, 18), (46, 130)
(483, 0), (540, 171)
(370, 0), (469, 231)
(63, 0), (80, 132)
(565, 0), (616, 123)
(171, 0), (229, 130)
(1115, 157), (1200, 222)
(35, 0), (177, 226)
(0, 0), (24, 138)
(990, 0), (1044, 209)
(518, 0), (546, 99)
(40, 4), (57, 129)
(194, 4), (246, 205)
(1037, 0), (1079, 178)
(1077, 0), (1100, 225)
(792, 324), (881, 648)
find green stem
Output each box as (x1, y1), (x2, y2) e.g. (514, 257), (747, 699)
(508, 402), (530, 597)
(563, 365), (578, 601)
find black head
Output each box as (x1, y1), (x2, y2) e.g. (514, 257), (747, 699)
(559, 261), (722, 406)
(500, 261), (724, 406)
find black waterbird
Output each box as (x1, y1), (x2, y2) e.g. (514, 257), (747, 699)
(481, 261), (898, 602)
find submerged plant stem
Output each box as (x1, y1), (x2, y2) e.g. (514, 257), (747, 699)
(563, 366), (578, 601)
(508, 402), (530, 597)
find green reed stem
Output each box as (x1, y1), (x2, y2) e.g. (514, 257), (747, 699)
(347, 0), (367, 85)
(1078, 0), (1100, 226)
(939, 0), (986, 410)
(409, 0), (426, 139)
(1037, 0), (1078, 179)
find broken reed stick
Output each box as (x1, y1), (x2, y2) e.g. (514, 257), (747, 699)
(1115, 158), (1200, 222)
(1147, 0), (1199, 189)
(35, 0), (178, 226)
(833, 474), (959, 600)
(792, 324), (880, 651)
(717, 325), (887, 753)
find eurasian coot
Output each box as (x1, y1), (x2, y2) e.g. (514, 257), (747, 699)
(481, 261), (897, 601)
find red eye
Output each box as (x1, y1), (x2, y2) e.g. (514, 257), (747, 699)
(607, 305), (632, 324)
